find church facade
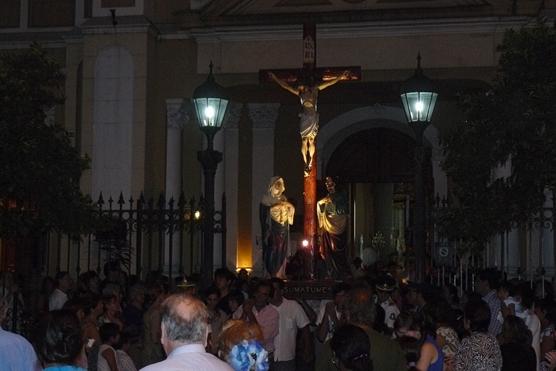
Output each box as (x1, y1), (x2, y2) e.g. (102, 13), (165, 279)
(1, 0), (554, 279)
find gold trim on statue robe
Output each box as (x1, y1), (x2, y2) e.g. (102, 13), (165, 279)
(317, 198), (347, 235)
(270, 201), (295, 226)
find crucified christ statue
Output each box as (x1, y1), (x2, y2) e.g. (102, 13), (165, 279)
(269, 70), (350, 175)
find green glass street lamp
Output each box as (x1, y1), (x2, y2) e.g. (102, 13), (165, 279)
(400, 54), (438, 283)
(400, 54), (438, 125)
(192, 62), (229, 287)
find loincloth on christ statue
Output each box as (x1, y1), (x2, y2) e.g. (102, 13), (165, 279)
(299, 108), (319, 139)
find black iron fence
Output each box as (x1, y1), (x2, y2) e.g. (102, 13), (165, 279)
(43, 191), (226, 283)
(431, 193), (556, 295)
(1, 192), (225, 336)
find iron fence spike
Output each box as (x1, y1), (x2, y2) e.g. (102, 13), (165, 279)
(118, 192), (125, 205)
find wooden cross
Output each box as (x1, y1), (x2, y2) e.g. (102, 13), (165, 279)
(260, 24), (361, 86)
(260, 23), (361, 270)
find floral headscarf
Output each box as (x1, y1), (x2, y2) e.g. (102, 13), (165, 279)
(227, 339), (269, 371)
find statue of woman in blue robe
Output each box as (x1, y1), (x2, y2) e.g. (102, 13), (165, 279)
(260, 176), (295, 278)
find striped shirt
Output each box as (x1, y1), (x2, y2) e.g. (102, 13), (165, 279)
(482, 290), (502, 336)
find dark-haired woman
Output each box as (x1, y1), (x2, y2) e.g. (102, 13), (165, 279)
(394, 310), (444, 371)
(36, 310), (87, 371)
(82, 295), (103, 350)
(454, 299), (502, 371)
(330, 324), (373, 371)
(433, 302), (459, 371)
(394, 311), (422, 370)
(205, 287), (229, 354)
(417, 309), (444, 371)
(98, 323), (120, 371)
(498, 315), (536, 371)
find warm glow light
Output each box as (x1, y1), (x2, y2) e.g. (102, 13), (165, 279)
(204, 106), (215, 120)
(415, 101), (424, 113)
(237, 242), (253, 271)
(235, 267), (253, 272)
(194, 210), (201, 220)
(302, 239), (309, 247)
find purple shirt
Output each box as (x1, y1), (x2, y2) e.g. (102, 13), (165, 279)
(0, 327), (42, 371)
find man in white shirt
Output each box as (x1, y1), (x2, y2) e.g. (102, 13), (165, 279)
(49, 271), (73, 311)
(270, 278), (312, 371)
(519, 287), (541, 370)
(140, 293), (232, 371)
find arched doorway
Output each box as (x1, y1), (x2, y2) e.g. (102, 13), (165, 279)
(324, 127), (433, 264)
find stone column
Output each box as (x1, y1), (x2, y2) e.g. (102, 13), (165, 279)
(213, 116), (224, 269)
(221, 103), (243, 271)
(165, 98), (189, 276)
(248, 103), (280, 276)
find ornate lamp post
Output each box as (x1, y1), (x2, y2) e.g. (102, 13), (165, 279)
(400, 54), (438, 282)
(192, 62), (229, 287)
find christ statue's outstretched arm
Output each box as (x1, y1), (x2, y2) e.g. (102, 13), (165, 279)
(317, 70), (351, 91)
(268, 72), (300, 96)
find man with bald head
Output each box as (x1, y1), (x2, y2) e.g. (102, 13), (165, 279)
(140, 293), (232, 371)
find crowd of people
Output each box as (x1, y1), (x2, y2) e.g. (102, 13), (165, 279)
(2, 261), (556, 371)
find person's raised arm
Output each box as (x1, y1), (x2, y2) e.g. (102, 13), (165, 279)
(241, 300), (258, 324)
(542, 332), (555, 359)
(269, 72), (299, 96)
(546, 351), (556, 370)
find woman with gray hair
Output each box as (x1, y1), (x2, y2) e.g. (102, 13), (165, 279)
(35, 310), (87, 371)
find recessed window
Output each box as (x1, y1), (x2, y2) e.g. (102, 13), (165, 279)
(0, 0), (21, 28)
(85, 0), (93, 18)
(101, 0), (135, 7)
(29, 0), (75, 27)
